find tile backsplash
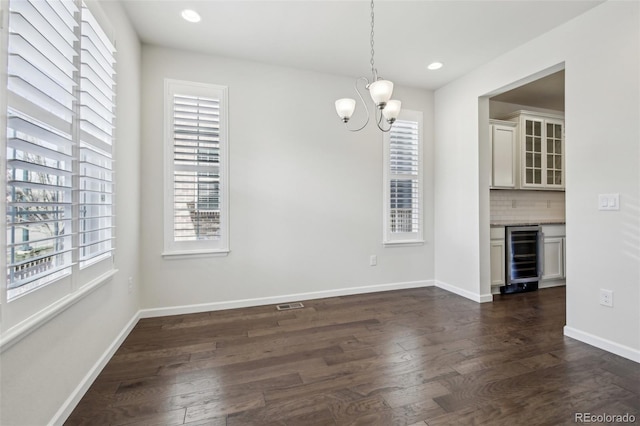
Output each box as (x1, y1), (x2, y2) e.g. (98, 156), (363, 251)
(490, 189), (565, 224)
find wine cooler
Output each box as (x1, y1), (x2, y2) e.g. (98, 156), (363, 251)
(501, 225), (543, 294)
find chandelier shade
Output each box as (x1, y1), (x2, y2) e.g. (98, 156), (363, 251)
(382, 100), (401, 123)
(369, 79), (394, 108)
(335, 98), (357, 123)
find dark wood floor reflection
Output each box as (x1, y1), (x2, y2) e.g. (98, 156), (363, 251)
(66, 286), (639, 425)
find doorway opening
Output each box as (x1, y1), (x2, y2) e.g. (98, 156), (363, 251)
(479, 65), (566, 298)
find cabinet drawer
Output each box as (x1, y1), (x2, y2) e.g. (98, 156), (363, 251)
(542, 224), (565, 237)
(490, 227), (505, 239)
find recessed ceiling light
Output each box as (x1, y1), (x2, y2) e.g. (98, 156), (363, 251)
(181, 9), (201, 23)
(427, 62), (444, 70)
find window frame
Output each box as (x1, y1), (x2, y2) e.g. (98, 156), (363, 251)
(382, 109), (424, 246)
(162, 79), (229, 258)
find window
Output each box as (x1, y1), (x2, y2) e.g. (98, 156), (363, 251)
(383, 110), (423, 245)
(4, 0), (116, 301)
(163, 80), (229, 256)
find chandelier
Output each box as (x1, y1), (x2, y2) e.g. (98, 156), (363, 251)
(335, 0), (401, 132)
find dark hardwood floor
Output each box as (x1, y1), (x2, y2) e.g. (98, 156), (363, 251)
(66, 286), (640, 425)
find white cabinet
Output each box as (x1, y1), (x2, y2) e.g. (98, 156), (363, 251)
(490, 227), (505, 287)
(542, 237), (564, 280)
(504, 111), (565, 190)
(541, 224), (566, 283)
(490, 120), (517, 188)
(490, 239), (505, 286)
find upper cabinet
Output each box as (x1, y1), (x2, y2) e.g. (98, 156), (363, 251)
(505, 111), (565, 191)
(490, 111), (565, 191)
(490, 120), (517, 189)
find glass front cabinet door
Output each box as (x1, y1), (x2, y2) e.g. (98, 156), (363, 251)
(507, 111), (565, 190)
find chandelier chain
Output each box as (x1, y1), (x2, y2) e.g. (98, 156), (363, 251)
(370, 0), (375, 78)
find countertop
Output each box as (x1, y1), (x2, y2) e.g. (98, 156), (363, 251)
(490, 221), (566, 227)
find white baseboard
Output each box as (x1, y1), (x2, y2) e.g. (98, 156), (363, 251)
(435, 280), (493, 303)
(140, 280), (435, 318)
(564, 326), (640, 363)
(49, 310), (141, 426)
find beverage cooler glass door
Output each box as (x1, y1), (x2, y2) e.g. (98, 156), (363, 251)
(506, 226), (543, 284)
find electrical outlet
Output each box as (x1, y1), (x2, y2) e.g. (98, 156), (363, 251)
(599, 289), (613, 307)
(128, 277), (133, 294)
(369, 255), (377, 266)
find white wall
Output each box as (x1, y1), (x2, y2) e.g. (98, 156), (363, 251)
(434, 1), (640, 359)
(140, 46), (434, 312)
(0, 2), (141, 425)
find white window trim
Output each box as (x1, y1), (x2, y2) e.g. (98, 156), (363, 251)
(163, 79), (229, 257)
(383, 109), (424, 246)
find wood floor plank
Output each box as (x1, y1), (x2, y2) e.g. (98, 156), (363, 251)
(65, 286), (640, 425)
(183, 392), (265, 422)
(114, 372), (302, 405)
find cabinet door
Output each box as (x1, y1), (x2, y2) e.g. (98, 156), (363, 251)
(542, 236), (564, 280)
(545, 120), (564, 189)
(490, 239), (505, 286)
(491, 124), (516, 188)
(522, 117), (544, 188)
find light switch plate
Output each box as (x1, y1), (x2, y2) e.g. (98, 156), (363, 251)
(598, 193), (619, 211)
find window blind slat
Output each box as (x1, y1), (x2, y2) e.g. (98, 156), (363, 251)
(48, 0), (76, 29)
(80, 64), (114, 99)
(8, 76), (74, 122)
(9, 1), (78, 54)
(81, 48), (115, 88)
(80, 120), (113, 145)
(80, 105), (113, 134)
(8, 159), (73, 177)
(8, 55), (74, 105)
(7, 31), (76, 84)
(81, 9), (115, 53)
(81, 34), (115, 73)
(8, 137), (71, 164)
(80, 91), (114, 120)
(8, 97), (74, 141)
(6, 233), (73, 250)
(80, 77), (113, 110)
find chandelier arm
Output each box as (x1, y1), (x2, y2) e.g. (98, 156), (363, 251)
(344, 77), (371, 132)
(375, 108), (392, 133)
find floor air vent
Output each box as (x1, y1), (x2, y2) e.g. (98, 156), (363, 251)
(276, 302), (304, 311)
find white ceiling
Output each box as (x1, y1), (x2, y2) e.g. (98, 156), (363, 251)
(121, 0), (602, 90)
(492, 70), (565, 111)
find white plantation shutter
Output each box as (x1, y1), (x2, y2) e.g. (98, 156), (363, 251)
(383, 111), (423, 244)
(6, 0), (79, 299)
(4, 0), (116, 300)
(79, 4), (115, 266)
(164, 80), (229, 255)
